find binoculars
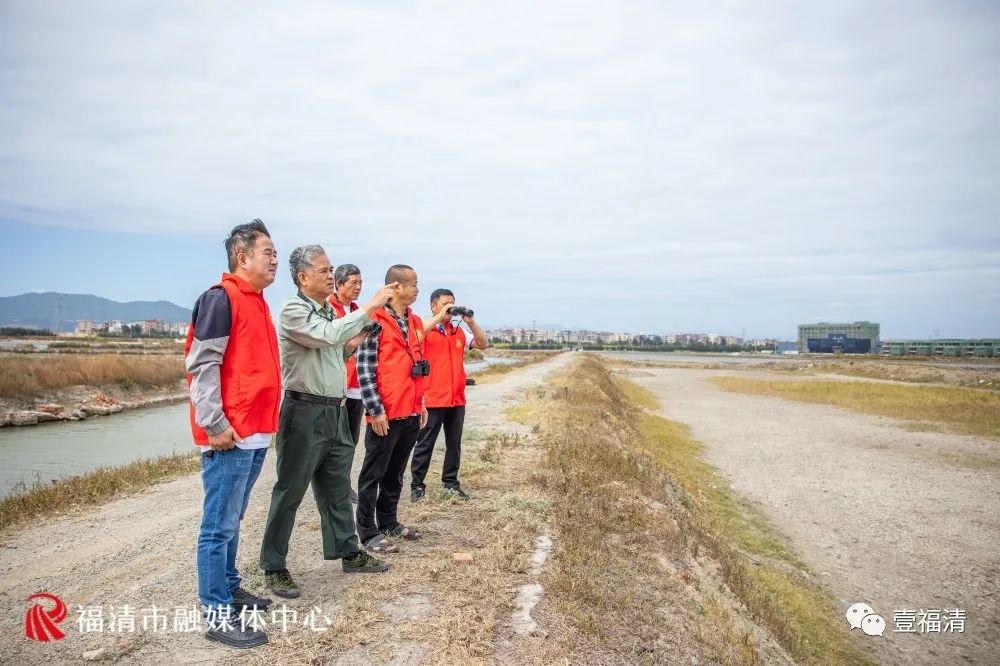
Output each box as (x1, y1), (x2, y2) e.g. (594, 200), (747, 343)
(447, 306), (474, 318)
(411, 359), (431, 377)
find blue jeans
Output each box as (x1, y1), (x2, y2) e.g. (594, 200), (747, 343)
(197, 447), (267, 610)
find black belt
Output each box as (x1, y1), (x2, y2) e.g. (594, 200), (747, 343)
(284, 389), (345, 406)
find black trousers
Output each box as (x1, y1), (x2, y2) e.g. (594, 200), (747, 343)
(410, 406), (466, 491)
(355, 415), (420, 543)
(345, 397), (364, 445)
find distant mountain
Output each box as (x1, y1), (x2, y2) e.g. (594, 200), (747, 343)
(0, 292), (191, 332)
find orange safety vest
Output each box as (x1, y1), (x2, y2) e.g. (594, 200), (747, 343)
(367, 306), (425, 421)
(328, 296), (360, 390)
(423, 322), (468, 408)
(185, 273), (281, 445)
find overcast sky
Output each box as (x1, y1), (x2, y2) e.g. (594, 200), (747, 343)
(1, 1), (998, 338)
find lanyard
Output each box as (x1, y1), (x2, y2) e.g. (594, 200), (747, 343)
(384, 306), (421, 364)
(297, 291), (333, 324)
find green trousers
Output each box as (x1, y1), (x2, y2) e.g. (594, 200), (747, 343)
(259, 396), (359, 571)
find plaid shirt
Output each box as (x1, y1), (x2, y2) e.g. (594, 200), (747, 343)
(356, 304), (416, 418)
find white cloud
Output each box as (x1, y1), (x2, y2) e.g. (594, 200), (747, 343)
(1, 0), (998, 336)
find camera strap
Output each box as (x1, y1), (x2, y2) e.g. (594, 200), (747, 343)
(381, 306), (422, 365)
(297, 291), (334, 324)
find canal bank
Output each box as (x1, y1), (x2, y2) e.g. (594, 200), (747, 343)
(0, 357), (520, 498)
(0, 402), (192, 497)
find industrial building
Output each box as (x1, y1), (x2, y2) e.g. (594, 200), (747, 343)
(797, 321), (880, 354)
(880, 339), (1000, 357)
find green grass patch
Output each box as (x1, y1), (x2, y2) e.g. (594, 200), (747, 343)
(617, 373), (661, 410)
(711, 376), (1000, 439)
(504, 392), (547, 427)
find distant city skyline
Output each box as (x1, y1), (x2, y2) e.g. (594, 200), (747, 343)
(2, 3), (998, 340)
(3, 286), (995, 344)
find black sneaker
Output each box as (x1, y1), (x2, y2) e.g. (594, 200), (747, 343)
(205, 625), (268, 649)
(264, 569), (300, 599)
(342, 550), (390, 574)
(442, 486), (470, 501)
(411, 486), (426, 503)
(350, 488), (359, 504)
(232, 587), (272, 612)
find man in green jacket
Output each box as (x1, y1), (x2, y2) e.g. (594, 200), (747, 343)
(260, 244), (397, 598)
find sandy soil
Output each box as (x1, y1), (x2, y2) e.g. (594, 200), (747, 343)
(629, 367), (1000, 666)
(0, 355), (573, 664)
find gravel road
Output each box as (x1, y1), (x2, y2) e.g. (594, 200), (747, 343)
(630, 367), (1000, 666)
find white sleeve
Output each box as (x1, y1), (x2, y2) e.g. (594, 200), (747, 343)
(463, 326), (475, 349)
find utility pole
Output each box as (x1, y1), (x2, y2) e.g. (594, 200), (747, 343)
(55, 294), (63, 333)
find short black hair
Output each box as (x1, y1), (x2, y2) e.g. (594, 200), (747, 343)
(224, 219), (270, 272)
(385, 264), (415, 285)
(430, 288), (454, 304)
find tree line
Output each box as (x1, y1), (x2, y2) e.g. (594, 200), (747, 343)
(491, 339), (771, 353)
(0, 327), (56, 337)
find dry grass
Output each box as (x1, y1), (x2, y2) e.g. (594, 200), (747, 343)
(0, 354), (185, 398)
(528, 385), (714, 663)
(236, 427), (547, 666)
(927, 451), (1000, 470)
(739, 358), (1000, 391)
(511, 357), (874, 665)
(712, 376), (1000, 439)
(219, 355), (860, 664)
(0, 451), (200, 536)
(478, 431), (524, 464)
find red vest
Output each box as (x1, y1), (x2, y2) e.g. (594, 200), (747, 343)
(424, 322), (468, 408)
(185, 273), (281, 445)
(368, 306), (425, 421)
(328, 296), (360, 390)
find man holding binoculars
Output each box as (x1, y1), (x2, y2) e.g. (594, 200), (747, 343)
(410, 289), (488, 502)
(354, 264), (428, 552)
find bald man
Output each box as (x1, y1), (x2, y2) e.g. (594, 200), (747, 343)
(354, 264), (429, 554)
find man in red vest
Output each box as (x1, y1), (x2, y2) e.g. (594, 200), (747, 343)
(409, 289), (488, 502)
(185, 219), (279, 649)
(329, 263), (364, 504)
(354, 264), (428, 553)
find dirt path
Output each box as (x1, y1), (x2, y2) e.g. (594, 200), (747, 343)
(0, 354), (574, 664)
(629, 367), (1000, 666)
